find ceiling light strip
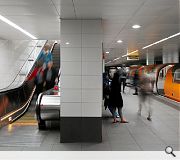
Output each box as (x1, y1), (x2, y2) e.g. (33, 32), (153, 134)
(122, 54), (128, 57)
(105, 61), (112, 64)
(0, 15), (37, 39)
(142, 32), (180, 49)
(113, 57), (121, 61)
(122, 50), (138, 57)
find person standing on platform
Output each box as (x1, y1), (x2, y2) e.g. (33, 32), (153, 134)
(110, 70), (128, 123)
(118, 64), (127, 93)
(133, 69), (139, 95)
(103, 72), (119, 117)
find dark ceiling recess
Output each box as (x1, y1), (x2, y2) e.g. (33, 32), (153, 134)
(106, 59), (146, 67)
(154, 55), (162, 64)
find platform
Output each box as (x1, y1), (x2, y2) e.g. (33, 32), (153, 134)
(0, 88), (179, 151)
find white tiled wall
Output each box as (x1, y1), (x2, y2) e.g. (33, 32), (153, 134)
(146, 51), (154, 65)
(82, 89), (102, 103)
(61, 20), (81, 34)
(61, 89), (82, 103)
(61, 61), (81, 75)
(61, 34), (81, 48)
(61, 76), (81, 89)
(163, 44), (179, 63)
(61, 102), (82, 117)
(82, 34), (102, 47)
(61, 48), (81, 61)
(0, 40), (45, 90)
(82, 48), (102, 61)
(82, 20), (103, 34)
(61, 19), (102, 117)
(82, 76), (102, 89)
(82, 61), (102, 75)
(82, 103), (102, 117)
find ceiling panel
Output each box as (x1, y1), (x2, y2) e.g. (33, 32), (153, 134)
(74, 0), (145, 6)
(0, 0), (50, 5)
(0, 0), (179, 63)
(0, 4), (58, 16)
(145, 0), (178, 6)
(0, 0), (61, 40)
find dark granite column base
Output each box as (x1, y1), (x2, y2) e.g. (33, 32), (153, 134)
(60, 117), (102, 143)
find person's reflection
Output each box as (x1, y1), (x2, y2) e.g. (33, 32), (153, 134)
(0, 95), (9, 117)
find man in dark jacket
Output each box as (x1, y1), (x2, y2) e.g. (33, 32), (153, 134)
(43, 61), (58, 90)
(133, 69), (139, 95)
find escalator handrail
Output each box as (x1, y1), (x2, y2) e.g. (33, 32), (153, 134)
(0, 40), (47, 92)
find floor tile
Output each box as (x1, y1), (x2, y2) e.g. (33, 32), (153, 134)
(110, 143), (141, 151)
(22, 145), (52, 151)
(82, 142), (111, 151)
(0, 147), (23, 151)
(140, 144), (166, 151)
(52, 143), (82, 151)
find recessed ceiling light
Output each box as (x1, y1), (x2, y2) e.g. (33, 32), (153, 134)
(0, 15), (37, 39)
(117, 40), (123, 43)
(65, 42), (70, 45)
(132, 24), (141, 29)
(105, 51), (110, 54)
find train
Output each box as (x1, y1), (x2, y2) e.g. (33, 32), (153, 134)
(127, 63), (180, 102)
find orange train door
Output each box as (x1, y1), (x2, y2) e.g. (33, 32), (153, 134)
(164, 66), (180, 102)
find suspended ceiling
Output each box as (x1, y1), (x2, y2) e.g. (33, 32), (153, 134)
(0, 0), (179, 64)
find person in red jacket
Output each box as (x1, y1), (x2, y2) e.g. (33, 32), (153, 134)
(27, 61), (44, 81)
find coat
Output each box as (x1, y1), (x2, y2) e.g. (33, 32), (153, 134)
(43, 67), (58, 89)
(109, 71), (123, 108)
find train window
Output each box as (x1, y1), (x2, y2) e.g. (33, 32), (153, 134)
(174, 68), (180, 83)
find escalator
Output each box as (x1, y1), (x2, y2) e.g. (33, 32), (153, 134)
(0, 73), (36, 127)
(52, 43), (60, 70)
(0, 42), (60, 128)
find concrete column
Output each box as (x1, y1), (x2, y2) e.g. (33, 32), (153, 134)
(146, 50), (154, 65)
(102, 53), (105, 73)
(162, 44), (179, 63)
(60, 20), (103, 142)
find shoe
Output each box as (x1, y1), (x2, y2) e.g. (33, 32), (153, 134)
(120, 120), (129, 123)
(147, 117), (152, 121)
(133, 93), (138, 95)
(116, 115), (120, 118)
(112, 120), (119, 123)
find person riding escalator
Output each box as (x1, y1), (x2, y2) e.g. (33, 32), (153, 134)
(43, 61), (58, 91)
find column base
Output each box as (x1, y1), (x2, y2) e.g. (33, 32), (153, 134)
(60, 117), (102, 143)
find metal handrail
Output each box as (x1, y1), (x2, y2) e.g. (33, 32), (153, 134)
(0, 40), (47, 92)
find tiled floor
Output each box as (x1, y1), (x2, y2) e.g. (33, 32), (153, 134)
(0, 89), (179, 151)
